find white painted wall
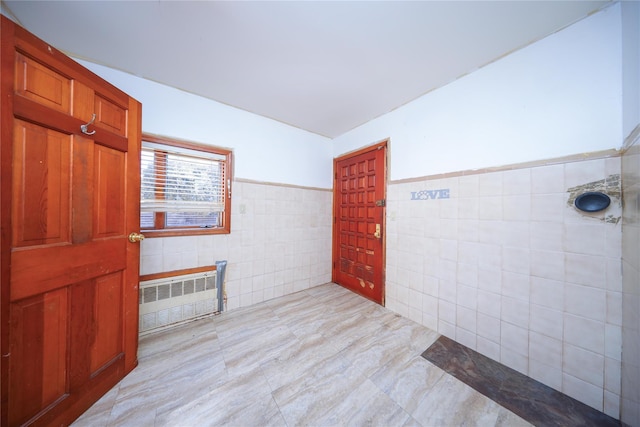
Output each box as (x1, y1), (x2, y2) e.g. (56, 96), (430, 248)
(76, 60), (333, 189)
(622, 1), (640, 139)
(333, 3), (623, 181)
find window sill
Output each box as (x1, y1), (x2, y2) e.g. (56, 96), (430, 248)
(141, 228), (230, 238)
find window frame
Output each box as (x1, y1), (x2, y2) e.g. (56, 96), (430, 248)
(140, 133), (232, 238)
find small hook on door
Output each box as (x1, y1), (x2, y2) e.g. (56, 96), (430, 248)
(80, 113), (96, 135)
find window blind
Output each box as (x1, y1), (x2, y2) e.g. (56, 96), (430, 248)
(141, 142), (227, 214)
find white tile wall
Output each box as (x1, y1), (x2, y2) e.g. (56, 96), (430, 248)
(621, 138), (640, 426)
(140, 180), (332, 311)
(135, 149), (637, 421)
(386, 156), (623, 416)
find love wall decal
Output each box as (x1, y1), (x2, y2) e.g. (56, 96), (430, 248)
(410, 189), (451, 200)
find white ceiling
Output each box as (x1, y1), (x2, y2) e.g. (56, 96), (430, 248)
(4, 0), (610, 138)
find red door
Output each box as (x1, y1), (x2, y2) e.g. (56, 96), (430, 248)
(332, 142), (387, 304)
(1, 17), (142, 426)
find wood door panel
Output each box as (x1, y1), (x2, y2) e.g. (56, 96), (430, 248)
(333, 143), (386, 304)
(10, 239), (126, 302)
(72, 80), (94, 121)
(9, 288), (69, 426)
(2, 17), (141, 425)
(94, 145), (125, 237)
(67, 276), (123, 388)
(95, 95), (127, 136)
(13, 278), (126, 427)
(12, 120), (71, 247)
(72, 135), (95, 244)
(90, 272), (123, 373)
(14, 53), (71, 114)
(13, 27), (130, 112)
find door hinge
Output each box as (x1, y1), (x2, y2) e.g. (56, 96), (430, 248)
(375, 199), (386, 207)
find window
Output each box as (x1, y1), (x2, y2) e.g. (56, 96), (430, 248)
(140, 134), (232, 237)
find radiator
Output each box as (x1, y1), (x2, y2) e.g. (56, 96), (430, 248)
(139, 270), (218, 335)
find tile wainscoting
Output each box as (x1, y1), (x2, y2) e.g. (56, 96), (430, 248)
(385, 152), (623, 417)
(136, 154), (633, 421)
(621, 133), (640, 426)
(140, 179), (333, 311)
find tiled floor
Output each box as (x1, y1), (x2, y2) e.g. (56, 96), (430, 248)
(423, 336), (620, 426)
(72, 283), (530, 426)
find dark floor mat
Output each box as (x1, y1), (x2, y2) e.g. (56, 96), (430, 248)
(421, 336), (620, 427)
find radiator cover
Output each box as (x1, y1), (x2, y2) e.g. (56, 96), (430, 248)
(139, 270), (218, 335)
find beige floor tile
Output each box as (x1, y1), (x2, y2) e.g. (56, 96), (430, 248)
(72, 283), (527, 427)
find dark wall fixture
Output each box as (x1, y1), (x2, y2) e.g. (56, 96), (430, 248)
(574, 191), (611, 212)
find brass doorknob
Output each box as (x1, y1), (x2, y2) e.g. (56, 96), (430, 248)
(128, 232), (145, 243)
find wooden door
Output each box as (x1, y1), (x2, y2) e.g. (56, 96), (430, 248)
(0, 17), (142, 426)
(332, 142), (387, 304)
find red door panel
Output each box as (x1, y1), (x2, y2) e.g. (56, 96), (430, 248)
(9, 289), (69, 426)
(332, 143), (386, 304)
(1, 16), (141, 426)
